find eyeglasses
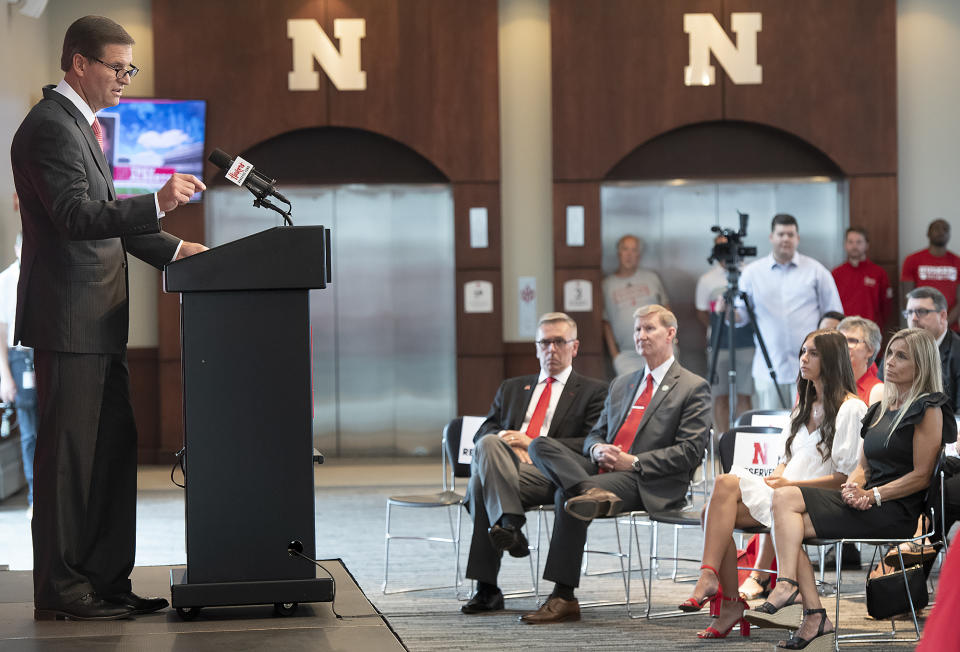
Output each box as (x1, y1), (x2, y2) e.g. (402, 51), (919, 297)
(91, 56), (139, 80)
(535, 338), (576, 350)
(844, 337), (864, 348)
(903, 308), (936, 319)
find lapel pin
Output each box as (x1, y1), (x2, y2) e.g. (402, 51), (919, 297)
(523, 385), (531, 390)
(660, 384), (670, 392)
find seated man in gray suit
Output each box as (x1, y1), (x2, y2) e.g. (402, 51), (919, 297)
(521, 304), (711, 623)
(462, 312), (607, 614)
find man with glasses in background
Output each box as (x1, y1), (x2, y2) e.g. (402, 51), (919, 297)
(11, 15), (207, 621)
(461, 313), (607, 615)
(904, 287), (960, 413)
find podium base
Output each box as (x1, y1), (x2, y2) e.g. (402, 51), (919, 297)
(170, 568), (335, 613)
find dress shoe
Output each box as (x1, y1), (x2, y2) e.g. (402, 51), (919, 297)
(461, 587), (505, 614)
(563, 487), (623, 522)
(519, 596), (580, 624)
(102, 591), (169, 615)
(488, 524), (530, 558)
(35, 592), (134, 621)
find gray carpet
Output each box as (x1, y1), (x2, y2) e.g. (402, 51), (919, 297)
(0, 464), (938, 650)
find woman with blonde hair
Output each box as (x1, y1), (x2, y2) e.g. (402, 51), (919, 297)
(678, 329), (866, 639)
(749, 328), (957, 649)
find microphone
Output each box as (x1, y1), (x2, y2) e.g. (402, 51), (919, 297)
(208, 148), (290, 204)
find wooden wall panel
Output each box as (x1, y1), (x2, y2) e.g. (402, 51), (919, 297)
(553, 182), (601, 268)
(454, 183), (501, 270)
(455, 270), (502, 356)
(458, 356), (505, 417)
(551, 0), (724, 180)
(153, 0), (499, 183)
(554, 268), (603, 356)
(848, 175), (898, 265)
(503, 342), (538, 380)
(129, 347), (160, 464)
(723, 0), (897, 176)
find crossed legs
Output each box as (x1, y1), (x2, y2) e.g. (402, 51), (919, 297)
(766, 486), (835, 643)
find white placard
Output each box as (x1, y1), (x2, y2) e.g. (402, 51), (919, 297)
(563, 279), (593, 312)
(731, 431), (786, 477)
(469, 207), (488, 248)
(518, 276), (538, 338)
(464, 280), (494, 313)
(458, 416), (485, 464)
(566, 205), (585, 247)
(751, 414), (791, 430)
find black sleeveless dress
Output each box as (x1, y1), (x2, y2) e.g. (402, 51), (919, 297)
(799, 392), (956, 539)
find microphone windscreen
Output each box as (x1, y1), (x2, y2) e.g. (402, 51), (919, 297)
(208, 149), (233, 169)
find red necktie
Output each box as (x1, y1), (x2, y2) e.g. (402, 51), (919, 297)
(611, 373), (655, 452)
(92, 118), (104, 152)
(525, 377), (555, 437)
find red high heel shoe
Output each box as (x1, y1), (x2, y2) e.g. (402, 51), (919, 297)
(678, 564), (721, 612)
(698, 595), (750, 639)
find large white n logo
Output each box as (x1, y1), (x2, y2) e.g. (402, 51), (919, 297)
(684, 13), (762, 86)
(288, 18), (366, 91)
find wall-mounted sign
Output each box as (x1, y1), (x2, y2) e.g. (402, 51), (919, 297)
(565, 205), (585, 247)
(288, 18), (367, 91)
(464, 280), (494, 313)
(469, 207), (489, 248)
(563, 279), (593, 312)
(684, 13), (762, 86)
(518, 276), (537, 338)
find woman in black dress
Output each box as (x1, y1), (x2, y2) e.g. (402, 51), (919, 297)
(746, 328), (957, 649)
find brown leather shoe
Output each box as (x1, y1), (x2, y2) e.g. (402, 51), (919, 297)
(563, 487), (623, 521)
(519, 596), (581, 624)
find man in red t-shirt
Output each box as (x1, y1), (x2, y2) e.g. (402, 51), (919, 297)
(832, 227), (893, 327)
(902, 219), (960, 331)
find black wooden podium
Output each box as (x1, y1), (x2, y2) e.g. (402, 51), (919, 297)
(163, 226), (333, 618)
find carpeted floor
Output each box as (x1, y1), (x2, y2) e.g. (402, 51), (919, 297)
(0, 459), (940, 650)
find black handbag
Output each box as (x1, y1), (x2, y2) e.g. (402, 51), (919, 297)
(865, 557), (929, 620)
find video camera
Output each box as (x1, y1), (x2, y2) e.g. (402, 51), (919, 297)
(708, 211), (757, 268)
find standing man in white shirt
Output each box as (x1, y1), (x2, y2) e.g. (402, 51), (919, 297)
(740, 215), (843, 409)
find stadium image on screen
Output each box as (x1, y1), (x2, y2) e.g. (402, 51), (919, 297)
(98, 99), (207, 201)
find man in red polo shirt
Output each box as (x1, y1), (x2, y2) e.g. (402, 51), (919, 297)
(832, 227), (892, 327)
(902, 219), (960, 331)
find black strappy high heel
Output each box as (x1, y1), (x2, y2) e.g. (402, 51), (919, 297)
(744, 578), (803, 629)
(777, 608), (832, 649)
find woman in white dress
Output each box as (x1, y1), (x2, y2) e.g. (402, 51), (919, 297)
(678, 329), (867, 639)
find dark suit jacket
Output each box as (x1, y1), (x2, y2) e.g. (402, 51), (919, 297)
(940, 330), (960, 415)
(11, 86), (180, 354)
(583, 361), (711, 512)
(475, 371), (608, 453)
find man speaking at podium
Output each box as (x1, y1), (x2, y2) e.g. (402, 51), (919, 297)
(11, 15), (206, 621)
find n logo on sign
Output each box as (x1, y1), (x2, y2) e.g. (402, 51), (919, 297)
(752, 441), (768, 466)
(683, 12), (762, 86)
(288, 18), (366, 91)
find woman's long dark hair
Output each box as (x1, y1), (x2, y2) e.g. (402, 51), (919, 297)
(783, 329), (858, 462)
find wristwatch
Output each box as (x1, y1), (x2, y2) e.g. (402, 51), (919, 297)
(632, 456), (642, 476)
(873, 487), (882, 507)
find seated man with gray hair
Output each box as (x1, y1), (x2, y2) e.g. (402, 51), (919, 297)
(837, 315), (884, 405)
(518, 304), (711, 623)
(461, 312), (607, 614)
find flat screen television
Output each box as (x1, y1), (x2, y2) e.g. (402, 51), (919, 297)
(97, 98), (207, 201)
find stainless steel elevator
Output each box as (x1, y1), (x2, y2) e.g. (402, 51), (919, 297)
(206, 184), (456, 457)
(601, 178), (848, 378)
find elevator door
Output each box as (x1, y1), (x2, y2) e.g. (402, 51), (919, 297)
(205, 184), (456, 457)
(601, 179), (848, 378)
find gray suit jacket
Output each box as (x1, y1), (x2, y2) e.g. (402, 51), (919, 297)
(11, 86), (180, 354)
(583, 361), (711, 512)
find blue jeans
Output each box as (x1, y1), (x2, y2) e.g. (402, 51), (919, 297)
(9, 348), (37, 505)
